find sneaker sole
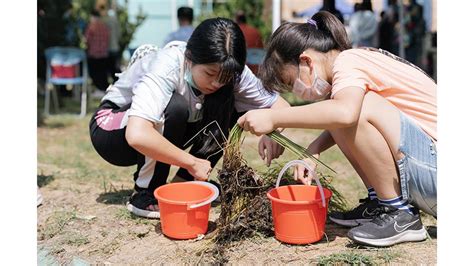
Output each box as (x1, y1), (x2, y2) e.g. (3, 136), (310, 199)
(126, 203), (160, 219)
(351, 227), (428, 247)
(329, 216), (372, 227)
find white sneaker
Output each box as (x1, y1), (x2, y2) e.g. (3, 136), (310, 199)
(126, 190), (160, 219)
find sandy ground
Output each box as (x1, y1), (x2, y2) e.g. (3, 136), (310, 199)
(37, 120), (437, 265)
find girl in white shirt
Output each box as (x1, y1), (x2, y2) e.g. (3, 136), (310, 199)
(89, 18), (288, 218)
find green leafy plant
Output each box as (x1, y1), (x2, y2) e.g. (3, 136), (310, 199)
(116, 4), (146, 56)
(198, 0), (272, 43)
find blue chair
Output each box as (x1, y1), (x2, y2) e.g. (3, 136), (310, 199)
(44, 47), (88, 117)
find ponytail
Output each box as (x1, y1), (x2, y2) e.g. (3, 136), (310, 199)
(311, 11), (351, 50)
(260, 11), (350, 92)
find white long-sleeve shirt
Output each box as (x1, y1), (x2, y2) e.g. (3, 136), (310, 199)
(102, 41), (278, 130)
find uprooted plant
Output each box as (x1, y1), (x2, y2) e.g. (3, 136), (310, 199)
(197, 125), (347, 263)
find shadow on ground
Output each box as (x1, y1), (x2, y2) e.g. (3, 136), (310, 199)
(155, 221), (218, 239)
(427, 226), (437, 239)
(96, 189), (134, 205)
(38, 174), (55, 187)
(324, 222), (351, 242)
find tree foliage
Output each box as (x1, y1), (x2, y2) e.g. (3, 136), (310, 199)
(199, 0), (272, 43)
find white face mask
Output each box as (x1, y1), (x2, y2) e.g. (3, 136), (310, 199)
(292, 65), (331, 102)
(184, 68), (198, 90)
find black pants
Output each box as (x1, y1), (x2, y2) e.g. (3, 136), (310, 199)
(89, 92), (241, 193)
(107, 51), (121, 83)
(87, 57), (109, 91)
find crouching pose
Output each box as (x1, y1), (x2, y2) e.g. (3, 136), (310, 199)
(90, 18), (288, 219)
(238, 11), (436, 247)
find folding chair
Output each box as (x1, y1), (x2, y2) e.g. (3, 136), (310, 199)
(44, 47), (88, 117)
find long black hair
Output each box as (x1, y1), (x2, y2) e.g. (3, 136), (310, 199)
(185, 17), (246, 155)
(260, 11), (351, 92)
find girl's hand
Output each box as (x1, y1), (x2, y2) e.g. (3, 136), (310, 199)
(293, 156), (319, 185)
(237, 109), (276, 136)
(187, 157), (212, 181)
(258, 135), (285, 166)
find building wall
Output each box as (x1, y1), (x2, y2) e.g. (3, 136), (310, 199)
(120, 0), (201, 54)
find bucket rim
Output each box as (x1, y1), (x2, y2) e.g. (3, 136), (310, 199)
(266, 185), (333, 205)
(154, 182), (214, 206)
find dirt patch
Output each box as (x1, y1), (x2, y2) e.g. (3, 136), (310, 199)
(37, 179), (437, 264)
(37, 120), (437, 264)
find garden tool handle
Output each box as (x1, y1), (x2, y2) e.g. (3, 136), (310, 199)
(275, 160), (326, 208)
(188, 181), (220, 209)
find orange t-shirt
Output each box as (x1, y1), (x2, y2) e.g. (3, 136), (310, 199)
(331, 48), (437, 140)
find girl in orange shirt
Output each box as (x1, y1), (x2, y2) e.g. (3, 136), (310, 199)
(238, 11), (436, 247)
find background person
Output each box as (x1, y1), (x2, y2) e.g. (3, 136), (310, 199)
(163, 6), (194, 46)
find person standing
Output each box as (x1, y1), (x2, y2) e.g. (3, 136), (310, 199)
(100, 4), (122, 83)
(405, 0), (425, 67)
(163, 6), (194, 46)
(319, 0), (344, 24)
(349, 1), (377, 48)
(378, 0), (398, 54)
(85, 9), (110, 97)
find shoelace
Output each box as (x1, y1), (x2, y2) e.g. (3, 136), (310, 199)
(350, 197), (374, 213)
(371, 206), (398, 226)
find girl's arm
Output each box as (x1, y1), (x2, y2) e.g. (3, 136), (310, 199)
(238, 87), (365, 135)
(271, 95), (291, 109)
(258, 95), (291, 166)
(307, 130), (336, 155)
(294, 130), (335, 185)
(273, 87), (365, 130)
(125, 116), (211, 180)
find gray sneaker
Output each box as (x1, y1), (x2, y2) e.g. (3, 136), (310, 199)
(347, 205), (427, 247)
(329, 198), (381, 227)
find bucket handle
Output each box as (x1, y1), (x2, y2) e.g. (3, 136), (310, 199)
(188, 181), (220, 209)
(276, 160), (326, 208)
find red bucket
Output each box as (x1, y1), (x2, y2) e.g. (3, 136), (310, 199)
(267, 160), (332, 244)
(154, 181), (219, 239)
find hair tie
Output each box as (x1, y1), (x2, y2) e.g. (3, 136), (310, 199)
(307, 18), (318, 29)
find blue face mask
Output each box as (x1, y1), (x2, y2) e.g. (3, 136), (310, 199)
(184, 69), (198, 89)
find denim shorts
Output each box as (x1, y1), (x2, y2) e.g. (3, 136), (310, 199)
(397, 112), (437, 217)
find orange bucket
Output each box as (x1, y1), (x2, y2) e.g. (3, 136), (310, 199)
(154, 181), (219, 239)
(267, 160), (332, 245)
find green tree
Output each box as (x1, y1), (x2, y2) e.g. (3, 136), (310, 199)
(199, 0), (272, 43)
(115, 4), (146, 56)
